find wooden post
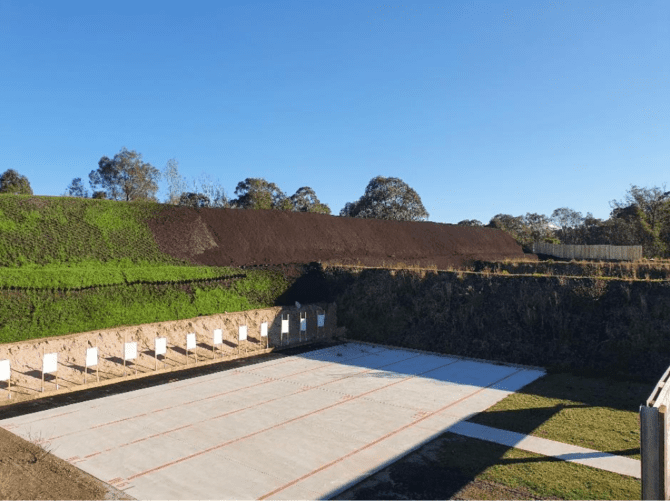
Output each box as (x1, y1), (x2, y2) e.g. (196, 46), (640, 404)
(660, 405), (668, 499)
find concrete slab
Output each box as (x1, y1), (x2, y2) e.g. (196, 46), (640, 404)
(3, 341), (600, 499)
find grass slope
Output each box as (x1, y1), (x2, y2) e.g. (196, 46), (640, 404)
(0, 194), (291, 343)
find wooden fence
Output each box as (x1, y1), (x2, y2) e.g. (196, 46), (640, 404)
(532, 242), (642, 261)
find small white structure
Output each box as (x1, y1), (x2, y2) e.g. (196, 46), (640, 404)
(155, 337), (167, 370)
(281, 314), (289, 346)
(42, 351), (58, 392)
(212, 328), (223, 357)
(260, 322), (268, 349)
(317, 313), (326, 337)
(124, 340), (137, 376)
(186, 332), (197, 364)
(85, 347), (99, 383)
(299, 313), (307, 342)
(0, 359), (10, 399)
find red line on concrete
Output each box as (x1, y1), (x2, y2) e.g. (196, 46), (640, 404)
(91, 413), (149, 429)
(74, 353), (422, 465)
(5, 408), (80, 427)
(42, 351), (375, 443)
(259, 367), (525, 499)
(126, 354), (459, 483)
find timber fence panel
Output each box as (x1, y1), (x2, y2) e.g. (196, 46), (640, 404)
(532, 242), (642, 261)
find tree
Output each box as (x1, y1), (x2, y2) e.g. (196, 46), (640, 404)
(339, 176), (429, 221)
(523, 212), (555, 243)
(178, 192), (211, 209)
(0, 169), (33, 195)
(486, 214), (532, 250)
(61, 177), (90, 198)
(609, 184), (670, 257)
(91, 191), (107, 200)
(550, 208), (584, 243)
(457, 219), (483, 226)
(162, 158), (190, 206)
(88, 147), (162, 202)
(610, 184), (670, 234)
(193, 172), (228, 208)
(289, 186), (331, 215)
(231, 178), (288, 210)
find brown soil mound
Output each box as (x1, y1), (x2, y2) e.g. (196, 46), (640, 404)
(145, 206), (532, 269)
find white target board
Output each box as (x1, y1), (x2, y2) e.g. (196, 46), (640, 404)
(281, 318), (289, 334)
(187, 333), (196, 350)
(124, 342), (137, 361)
(155, 337), (167, 356)
(239, 325), (247, 341)
(0, 359), (9, 381)
(43, 352), (58, 374)
(213, 329), (223, 345)
(300, 317), (306, 331)
(318, 314), (325, 327)
(86, 347), (98, 367)
(260, 322), (268, 338)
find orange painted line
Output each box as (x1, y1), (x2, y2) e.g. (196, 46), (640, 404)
(126, 355), (456, 483)
(6, 408), (79, 426)
(91, 412), (149, 429)
(259, 368), (525, 499)
(73, 353), (421, 465)
(43, 351), (372, 442)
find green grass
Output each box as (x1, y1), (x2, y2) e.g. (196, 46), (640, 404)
(438, 432), (640, 500)
(338, 371), (645, 500)
(0, 194), (293, 343)
(452, 370), (645, 499)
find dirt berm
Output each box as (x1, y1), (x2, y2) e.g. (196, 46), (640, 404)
(145, 205), (533, 269)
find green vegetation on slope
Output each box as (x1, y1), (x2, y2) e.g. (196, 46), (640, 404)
(0, 195), (294, 343)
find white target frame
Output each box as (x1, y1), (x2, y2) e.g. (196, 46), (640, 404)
(317, 312), (326, 338)
(41, 350), (58, 392)
(212, 328), (223, 358)
(238, 324), (248, 354)
(260, 322), (268, 349)
(123, 336), (137, 376)
(155, 337), (167, 370)
(186, 332), (197, 364)
(0, 359), (10, 399)
(85, 346), (99, 383)
(281, 314), (289, 346)
(299, 312), (307, 342)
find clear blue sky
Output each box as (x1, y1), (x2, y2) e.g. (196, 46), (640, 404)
(1, 0), (668, 224)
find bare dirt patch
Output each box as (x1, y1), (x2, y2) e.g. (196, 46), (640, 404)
(144, 205), (533, 270)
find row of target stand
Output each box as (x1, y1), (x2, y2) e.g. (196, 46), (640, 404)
(0, 311), (327, 400)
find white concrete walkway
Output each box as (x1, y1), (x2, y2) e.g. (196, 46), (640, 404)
(0, 342), (639, 500)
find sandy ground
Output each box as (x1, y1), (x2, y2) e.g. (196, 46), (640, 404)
(0, 303), (338, 406)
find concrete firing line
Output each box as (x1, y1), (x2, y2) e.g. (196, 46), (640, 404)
(5, 346), (338, 429)
(71, 352), (426, 466)
(39, 348), (380, 443)
(125, 354), (463, 483)
(259, 367), (526, 499)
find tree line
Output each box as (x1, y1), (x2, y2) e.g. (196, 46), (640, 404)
(0, 147), (667, 258)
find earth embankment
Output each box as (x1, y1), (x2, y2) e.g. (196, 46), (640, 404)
(145, 205), (532, 269)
